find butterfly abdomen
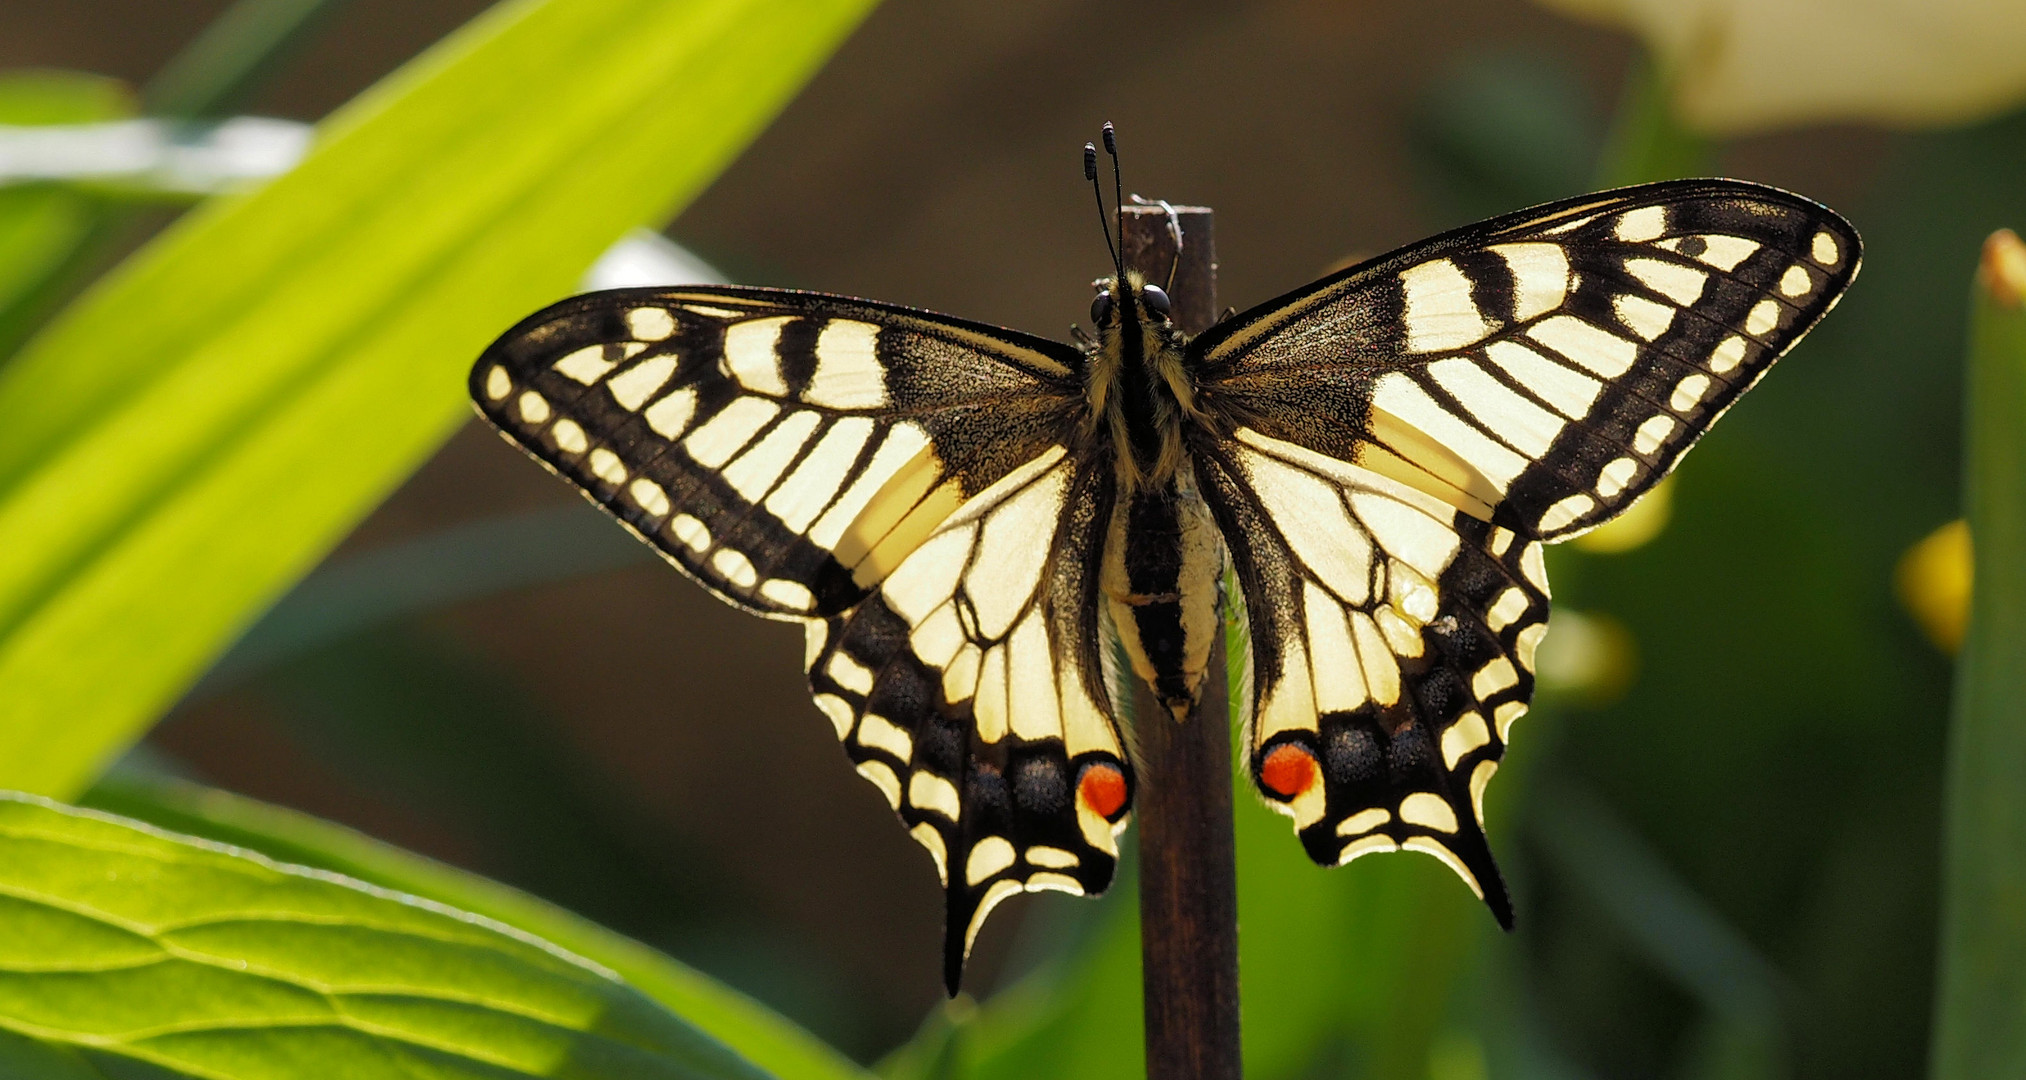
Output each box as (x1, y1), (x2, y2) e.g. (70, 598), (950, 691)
(1101, 466), (1226, 721)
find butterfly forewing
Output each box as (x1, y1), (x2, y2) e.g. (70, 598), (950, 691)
(472, 286), (1085, 618)
(1194, 180), (1861, 539)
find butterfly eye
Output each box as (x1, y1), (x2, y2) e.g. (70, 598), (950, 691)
(1141, 284), (1171, 318)
(1091, 291), (1115, 326)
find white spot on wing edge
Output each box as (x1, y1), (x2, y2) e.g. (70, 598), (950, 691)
(1671, 373), (1713, 412)
(1537, 493), (1594, 533)
(1338, 833), (1400, 866)
(627, 477), (670, 517)
(588, 447), (627, 485)
(710, 548), (759, 589)
(911, 822), (949, 886)
(1335, 807), (1391, 837)
(910, 770), (963, 821)
(965, 835), (1016, 885)
(1709, 335), (1747, 375)
(965, 878), (1024, 956)
(1634, 415), (1678, 455)
(759, 579), (815, 611)
(1402, 836), (1485, 899)
(1746, 299), (1781, 336)
(1399, 791), (1460, 833)
(517, 390), (550, 424)
(1596, 457), (1639, 498)
(856, 760), (901, 808)
(1519, 542), (1549, 595)
(669, 513), (709, 553)
(1811, 230), (1840, 266)
(484, 366), (511, 401)
(550, 418), (588, 455)
(1026, 845), (1079, 869)
(1469, 759), (1499, 825)
(813, 693), (853, 739)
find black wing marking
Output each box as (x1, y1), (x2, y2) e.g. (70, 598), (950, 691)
(472, 286), (1085, 618)
(1197, 429), (1546, 921)
(1193, 179), (1861, 540)
(803, 449), (1131, 994)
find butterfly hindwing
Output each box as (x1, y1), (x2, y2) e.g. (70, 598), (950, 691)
(804, 450), (1133, 994)
(1197, 428), (1546, 918)
(473, 286), (1085, 618)
(1193, 179), (1861, 539)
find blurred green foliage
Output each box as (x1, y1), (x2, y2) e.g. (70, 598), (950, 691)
(0, 3), (2021, 1078)
(0, 0), (873, 801)
(1930, 232), (2026, 1080)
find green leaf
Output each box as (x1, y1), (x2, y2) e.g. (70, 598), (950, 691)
(82, 770), (875, 1080)
(0, 791), (779, 1080)
(0, 0), (876, 799)
(1930, 230), (2026, 1079)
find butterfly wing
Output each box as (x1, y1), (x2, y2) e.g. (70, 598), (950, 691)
(471, 286), (1122, 993)
(474, 285), (1084, 619)
(804, 450), (1131, 994)
(1195, 430), (1543, 918)
(1190, 180), (1860, 906)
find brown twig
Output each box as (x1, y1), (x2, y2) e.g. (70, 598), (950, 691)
(1122, 203), (1242, 1080)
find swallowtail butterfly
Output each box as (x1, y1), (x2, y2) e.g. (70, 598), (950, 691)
(470, 131), (1858, 993)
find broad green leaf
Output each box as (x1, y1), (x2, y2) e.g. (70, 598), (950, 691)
(0, 0), (876, 798)
(1931, 229), (2026, 1080)
(83, 770), (874, 1080)
(0, 791), (775, 1080)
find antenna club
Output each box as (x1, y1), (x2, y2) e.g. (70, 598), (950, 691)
(1101, 121), (1117, 155)
(1084, 143), (1098, 181)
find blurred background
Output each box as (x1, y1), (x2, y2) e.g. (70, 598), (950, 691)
(2, 1), (2018, 1077)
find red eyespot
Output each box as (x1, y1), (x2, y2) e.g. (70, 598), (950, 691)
(1260, 744), (1319, 799)
(1078, 762), (1129, 819)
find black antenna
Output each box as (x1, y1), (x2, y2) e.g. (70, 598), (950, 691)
(1085, 141), (1120, 275)
(1102, 122), (1124, 275)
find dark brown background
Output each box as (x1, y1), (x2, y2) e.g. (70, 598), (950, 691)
(2, 0), (1897, 1060)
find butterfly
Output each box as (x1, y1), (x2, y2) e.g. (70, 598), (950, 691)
(469, 133), (1859, 994)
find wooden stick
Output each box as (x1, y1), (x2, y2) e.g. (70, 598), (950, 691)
(1122, 203), (1242, 1080)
